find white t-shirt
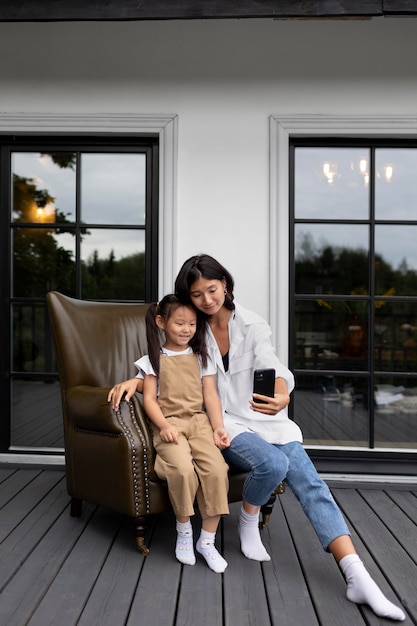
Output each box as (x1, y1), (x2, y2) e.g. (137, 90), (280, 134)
(135, 346), (216, 380)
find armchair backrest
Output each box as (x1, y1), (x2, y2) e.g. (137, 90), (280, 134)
(47, 291), (150, 390)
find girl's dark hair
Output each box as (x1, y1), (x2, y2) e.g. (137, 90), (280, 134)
(145, 294), (208, 376)
(174, 254), (235, 314)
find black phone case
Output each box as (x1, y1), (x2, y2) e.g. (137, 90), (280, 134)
(253, 369), (275, 403)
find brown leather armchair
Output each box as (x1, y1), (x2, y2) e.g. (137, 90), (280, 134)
(46, 291), (283, 554)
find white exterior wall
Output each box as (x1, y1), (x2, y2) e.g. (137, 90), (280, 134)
(1, 17), (417, 360)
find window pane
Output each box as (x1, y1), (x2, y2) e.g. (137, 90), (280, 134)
(293, 375), (369, 447)
(12, 228), (76, 297)
(12, 302), (55, 373)
(374, 376), (417, 448)
(81, 153), (146, 225)
(12, 152), (76, 223)
(375, 225), (417, 296)
(11, 379), (63, 448)
(81, 229), (146, 300)
(294, 148), (370, 219)
(295, 300), (368, 371)
(375, 149), (417, 220)
(295, 224), (369, 294)
(374, 301), (417, 372)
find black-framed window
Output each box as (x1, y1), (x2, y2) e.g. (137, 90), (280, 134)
(289, 139), (417, 452)
(0, 135), (159, 453)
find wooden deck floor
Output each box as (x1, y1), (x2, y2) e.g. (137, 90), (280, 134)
(0, 468), (416, 625)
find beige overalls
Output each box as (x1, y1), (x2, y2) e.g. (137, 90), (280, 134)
(151, 352), (229, 519)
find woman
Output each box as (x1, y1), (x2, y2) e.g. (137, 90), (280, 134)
(173, 253), (405, 622)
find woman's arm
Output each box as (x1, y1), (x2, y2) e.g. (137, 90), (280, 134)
(143, 374), (179, 444)
(202, 374), (230, 449)
(251, 376), (291, 415)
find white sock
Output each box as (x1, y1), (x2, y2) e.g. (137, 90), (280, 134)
(175, 520), (196, 566)
(239, 507), (271, 562)
(196, 529), (228, 573)
(339, 554), (405, 621)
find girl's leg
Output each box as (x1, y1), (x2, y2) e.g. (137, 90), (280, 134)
(282, 442), (405, 621)
(196, 515), (228, 573)
(187, 416), (228, 573)
(153, 423), (199, 518)
(222, 433), (289, 562)
(176, 517), (196, 566)
(153, 421), (199, 566)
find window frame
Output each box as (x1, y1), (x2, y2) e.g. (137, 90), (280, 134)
(0, 114), (177, 464)
(269, 114), (417, 471)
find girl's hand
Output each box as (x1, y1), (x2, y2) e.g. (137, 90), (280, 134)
(250, 391), (290, 415)
(108, 378), (142, 410)
(213, 427), (230, 449)
(160, 424), (180, 444)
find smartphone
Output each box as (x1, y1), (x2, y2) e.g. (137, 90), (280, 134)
(253, 368), (275, 404)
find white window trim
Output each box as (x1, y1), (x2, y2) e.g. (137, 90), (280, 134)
(0, 112), (178, 295)
(269, 114), (417, 363)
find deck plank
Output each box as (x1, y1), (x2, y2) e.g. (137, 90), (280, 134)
(78, 517), (146, 626)
(280, 489), (365, 626)
(0, 473), (68, 591)
(0, 502), (96, 625)
(127, 511), (182, 626)
(223, 503), (272, 626)
(0, 469), (416, 625)
(26, 508), (125, 626)
(261, 497), (320, 625)
(333, 488), (415, 624)
(0, 468), (42, 508)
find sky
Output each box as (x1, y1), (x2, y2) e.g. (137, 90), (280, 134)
(12, 151), (146, 261)
(295, 147), (417, 272)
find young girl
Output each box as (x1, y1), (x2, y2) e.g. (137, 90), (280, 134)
(136, 294), (230, 573)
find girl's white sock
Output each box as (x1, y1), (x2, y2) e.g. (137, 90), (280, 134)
(339, 554), (405, 621)
(239, 507), (271, 562)
(196, 529), (228, 573)
(175, 520), (196, 565)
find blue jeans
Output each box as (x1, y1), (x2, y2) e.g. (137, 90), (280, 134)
(222, 433), (350, 550)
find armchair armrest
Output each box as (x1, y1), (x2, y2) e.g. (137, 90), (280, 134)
(66, 385), (126, 433)
(65, 385), (156, 466)
(66, 386), (152, 441)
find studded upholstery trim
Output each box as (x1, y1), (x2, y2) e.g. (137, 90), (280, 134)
(114, 402), (151, 516)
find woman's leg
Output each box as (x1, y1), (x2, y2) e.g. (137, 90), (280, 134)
(222, 432), (289, 506)
(281, 442), (405, 621)
(280, 441), (350, 549)
(222, 433), (289, 561)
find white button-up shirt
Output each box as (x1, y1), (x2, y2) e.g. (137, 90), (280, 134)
(206, 302), (303, 444)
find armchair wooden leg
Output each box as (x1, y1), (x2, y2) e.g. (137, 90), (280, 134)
(259, 493), (276, 529)
(259, 481), (286, 529)
(70, 497), (83, 517)
(132, 516), (150, 556)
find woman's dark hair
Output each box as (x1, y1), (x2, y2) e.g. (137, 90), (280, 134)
(174, 254), (235, 313)
(145, 294), (208, 376)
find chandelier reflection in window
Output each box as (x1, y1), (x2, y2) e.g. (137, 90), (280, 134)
(321, 158), (393, 186)
(322, 161), (339, 185)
